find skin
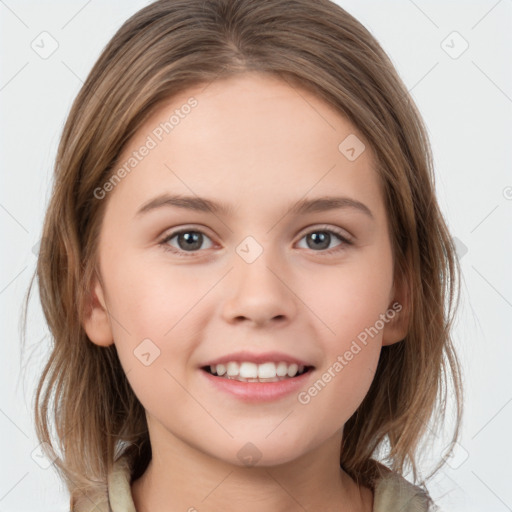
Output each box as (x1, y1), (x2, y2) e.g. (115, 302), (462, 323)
(83, 71), (409, 512)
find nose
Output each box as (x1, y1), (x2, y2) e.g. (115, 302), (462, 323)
(220, 247), (298, 328)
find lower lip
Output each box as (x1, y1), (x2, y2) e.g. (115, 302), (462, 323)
(200, 368), (314, 402)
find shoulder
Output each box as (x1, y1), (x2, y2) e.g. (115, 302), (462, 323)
(107, 454), (137, 512)
(372, 468), (436, 512)
(72, 454), (137, 512)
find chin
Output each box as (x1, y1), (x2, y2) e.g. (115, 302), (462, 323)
(210, 437), (313, 469)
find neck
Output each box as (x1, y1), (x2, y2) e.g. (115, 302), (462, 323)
(131, 424), (373, 512)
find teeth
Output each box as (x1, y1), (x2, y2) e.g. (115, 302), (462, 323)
(258, 362), (276, 379)
(240, 362), (258, 379)
(276, 362), (288, 377)
(206, 361), (309, 381)
(226, 362), (239, 376)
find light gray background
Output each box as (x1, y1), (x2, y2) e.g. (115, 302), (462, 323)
(1, 1), (511, 511)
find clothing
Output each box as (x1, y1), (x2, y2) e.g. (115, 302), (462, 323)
(73, 454), (434, 511)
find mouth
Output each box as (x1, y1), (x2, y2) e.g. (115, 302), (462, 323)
(201, 361), (315, 383)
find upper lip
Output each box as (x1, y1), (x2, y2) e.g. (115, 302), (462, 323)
(201, 350), (314, 368)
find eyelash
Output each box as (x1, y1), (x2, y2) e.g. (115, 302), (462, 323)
(158, 224), (353, 258)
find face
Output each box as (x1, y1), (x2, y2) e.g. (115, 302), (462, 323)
(84, 71), (407, 467)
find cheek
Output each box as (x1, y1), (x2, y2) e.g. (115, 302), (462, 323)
(304, 252), (394, 345)
(105, 254), (210, 339)
(307, 352), (379, 430)
(103, 256), (211, 390)
(296, 248), (392, 418)
(299, 315), (382, 430)
(103, 259), (205, 421)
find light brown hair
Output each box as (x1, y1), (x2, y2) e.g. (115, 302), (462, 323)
(22, 0), (464, 507)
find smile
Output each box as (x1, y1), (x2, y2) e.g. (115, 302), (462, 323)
(203, 361), (312, 382)
(200, 364), (315, 402)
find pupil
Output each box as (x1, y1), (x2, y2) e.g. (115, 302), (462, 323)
(308, 232), (329, 250)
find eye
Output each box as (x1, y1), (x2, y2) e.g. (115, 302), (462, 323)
(296, 225), (352, 254)
(159, 228), (214, 256)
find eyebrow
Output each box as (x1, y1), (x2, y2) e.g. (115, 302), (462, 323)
(135, 193), (374, 220)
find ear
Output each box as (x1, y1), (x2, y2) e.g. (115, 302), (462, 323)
(382, 267), (410, 347)
(82, 272), (114, 347)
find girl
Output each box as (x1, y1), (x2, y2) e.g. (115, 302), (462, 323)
(23, 0), (463, 510)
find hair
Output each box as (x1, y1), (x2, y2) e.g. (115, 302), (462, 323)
(21, 0), (464, 508)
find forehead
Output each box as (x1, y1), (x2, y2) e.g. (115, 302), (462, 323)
(105, 71), (384, 223)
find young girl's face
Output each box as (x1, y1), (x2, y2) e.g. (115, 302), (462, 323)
(85, 71), (405, 467)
